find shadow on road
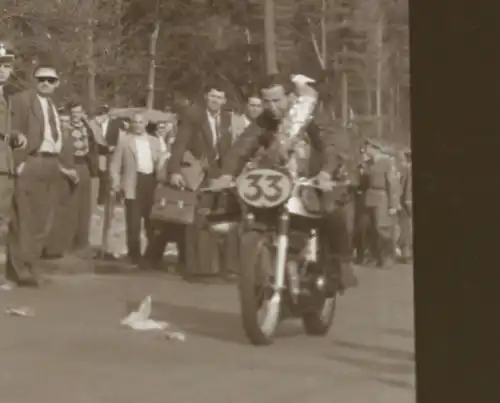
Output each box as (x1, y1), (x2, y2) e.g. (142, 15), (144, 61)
(325, 339), (415, 390)
(125, 300), (303, 345)
(334, 339), (415, 361)
(327, 353), (414, 376)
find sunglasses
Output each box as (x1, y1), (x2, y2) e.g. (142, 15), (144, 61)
(36, 77), (58, 84)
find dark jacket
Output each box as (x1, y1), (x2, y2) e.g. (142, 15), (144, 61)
(221, 111), (340, 178)
(9, 89), (75, 171)
(166, 104), (233, 179)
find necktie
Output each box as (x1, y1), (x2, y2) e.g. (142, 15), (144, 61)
(48, 100), (59, 143)
(215, 116), (221, 161)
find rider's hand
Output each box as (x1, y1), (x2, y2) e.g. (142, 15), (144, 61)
(388, 207), (397, 216)
(210, 175), (233, 190)
(170, 173), (186, 188)
(60, 167), (80, 184)
(11, 133), (27, 149)
(16, 162), (25, 176)
(315, 171), (332, 191)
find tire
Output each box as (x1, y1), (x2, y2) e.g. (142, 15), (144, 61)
(238, 231), (280, 345)
(302, 250), (338, 336)
(302, 296), (336, 336)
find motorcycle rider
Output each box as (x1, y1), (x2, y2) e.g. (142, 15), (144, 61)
(211, 73), (358, 292)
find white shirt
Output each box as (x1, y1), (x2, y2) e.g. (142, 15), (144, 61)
(134, 134), (154, 174)
(158, 136), (167, 153)
(206, 110), (220, 154)
(243, 114), (251, 128)
(37, 95), (62, 153)
(101, 118), (109, 139)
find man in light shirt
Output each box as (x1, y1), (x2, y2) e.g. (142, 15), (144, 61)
(6, 64), (77, 287)
(110, 113), (162, 267)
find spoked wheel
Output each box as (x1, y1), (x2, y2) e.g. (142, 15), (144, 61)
(238, 231), (280, 345)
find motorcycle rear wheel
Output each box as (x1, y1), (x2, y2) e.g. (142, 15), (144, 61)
(301, 255), (338, 336)
(302, 295), (336, 336)
(238, 231), (279, 346)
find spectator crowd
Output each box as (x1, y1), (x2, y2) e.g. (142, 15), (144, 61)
(0, 39), (412, 290)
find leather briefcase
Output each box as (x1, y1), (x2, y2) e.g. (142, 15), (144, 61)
(150, 184), (198, 225)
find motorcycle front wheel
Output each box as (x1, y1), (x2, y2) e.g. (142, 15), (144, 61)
(238, 231), (280, 345)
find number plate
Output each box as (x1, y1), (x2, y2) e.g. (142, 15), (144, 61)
(237, 168), (293, 208)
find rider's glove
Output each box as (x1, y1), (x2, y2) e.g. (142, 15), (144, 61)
(210, 174), (233, 190)
(315, 170), (333, 191)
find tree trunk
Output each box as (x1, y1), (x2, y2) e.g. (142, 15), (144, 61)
(264, 0), (278, 74)
(113, 0), (123, 105)
(366, 87), (372, 115)
(320, 0), (327, 64)
(146, 20), (160, 110)
(340, 46), (349, 127)
(389, 86), (395, 134)
(375, 11), (384, 138)
(86, 1), (96, 115)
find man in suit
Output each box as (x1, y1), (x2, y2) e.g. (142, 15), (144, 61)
(167, 83), (234, 280)
(6, 64), (77, 287)
(0, 40), (28, 289)
(88, 105), (123, 206)
(230, 94), (263, 142)
(398, 149), (412, 262)
(110, 112), (162, 266)
(44, 100), (99, 258)
(212, 73), (358, 293)
(362, 139), (399, 268)
(352, 147), (371, 264)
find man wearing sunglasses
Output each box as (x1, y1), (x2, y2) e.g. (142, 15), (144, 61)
(0, 40), (28, 290)
(5, 63), (77, 287)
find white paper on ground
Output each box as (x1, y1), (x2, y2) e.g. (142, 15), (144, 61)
(121, 296), (168, 331)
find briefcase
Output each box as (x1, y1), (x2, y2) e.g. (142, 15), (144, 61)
(150, 184), (198, 225)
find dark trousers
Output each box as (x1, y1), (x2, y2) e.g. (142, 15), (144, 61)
(0, 174), (13, 242)
(353, 195), (371, 262)
(398, 207), (413, 258)
(69, 161), (92, 250)
(45, 160), (92, 256)
(144, 221), (186, 269)
(366, 205), (393, 265)
(6, 155), (60, 282)
(317, 194), (358, 289)
(97, 169), (110, 206)
(0, 175), (13, 281)
(124, 173), (156, 262)
(184, 192), (219, 275)
(43, 171), (72, 256)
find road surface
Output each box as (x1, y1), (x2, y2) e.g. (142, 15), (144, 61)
(0, 263), (415, 403)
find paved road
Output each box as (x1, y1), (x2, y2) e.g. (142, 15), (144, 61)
(0, 263), (415, 403)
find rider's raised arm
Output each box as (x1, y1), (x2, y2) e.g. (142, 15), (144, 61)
(221, 121), (262, 177)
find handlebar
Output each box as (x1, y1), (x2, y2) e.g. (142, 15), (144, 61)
(199, 183), (236, 193)
(199, 178), (351, 193)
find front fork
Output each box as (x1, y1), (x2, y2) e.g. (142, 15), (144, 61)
(273, 212), (290, 294)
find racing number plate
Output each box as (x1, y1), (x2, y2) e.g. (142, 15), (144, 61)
(237, 168), (293, 208)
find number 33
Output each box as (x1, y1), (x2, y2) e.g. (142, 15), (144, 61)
(243, 173), (284, 202)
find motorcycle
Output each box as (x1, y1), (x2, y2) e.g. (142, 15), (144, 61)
(201, 167), (350, 345)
